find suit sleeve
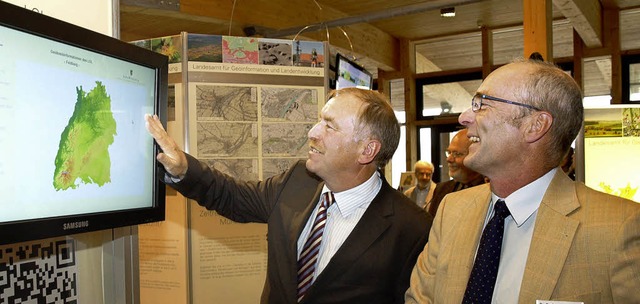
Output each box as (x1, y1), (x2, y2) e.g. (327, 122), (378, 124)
(405, 202), (441, 303)
(167, 153), (294, 223)
(397, 228), (430, 303)
(610, 204), (640, 303)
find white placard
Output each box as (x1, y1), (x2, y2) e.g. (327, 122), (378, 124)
(1, 0), (114, 36)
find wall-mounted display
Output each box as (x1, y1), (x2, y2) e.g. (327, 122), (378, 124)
(335, 53), (373, 90)
(0, 2), (167, 245)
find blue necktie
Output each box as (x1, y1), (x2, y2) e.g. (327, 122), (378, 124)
(462, 199), (511, 304)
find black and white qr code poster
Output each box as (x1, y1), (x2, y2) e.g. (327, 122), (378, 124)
(0, 239), (78, 303)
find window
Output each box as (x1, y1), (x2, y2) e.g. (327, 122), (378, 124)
(416, 73), (482, 119)
(622, 54), (640, 103)
(389, 79), (406, 188)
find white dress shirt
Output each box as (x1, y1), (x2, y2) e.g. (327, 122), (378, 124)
(482, 168), (557, 303)
(296, 171), (382, 281)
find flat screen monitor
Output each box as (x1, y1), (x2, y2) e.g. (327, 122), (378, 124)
(335, 53), (373, 90)
(0, 2), (167, 245)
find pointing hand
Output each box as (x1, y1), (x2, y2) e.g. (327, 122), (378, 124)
(144, 114), (188, 179)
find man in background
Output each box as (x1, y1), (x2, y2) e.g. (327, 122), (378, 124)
(404, 161), (436, 209)
(425, 128), (485, 217)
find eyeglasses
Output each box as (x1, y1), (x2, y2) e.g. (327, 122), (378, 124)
(445, 151), (466, 158)
(472, 93), (541, 112)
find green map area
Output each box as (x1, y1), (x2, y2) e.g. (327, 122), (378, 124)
(53, 81), (117, 190)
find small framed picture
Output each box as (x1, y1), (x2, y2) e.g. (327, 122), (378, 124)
(398, 171), (415, 192)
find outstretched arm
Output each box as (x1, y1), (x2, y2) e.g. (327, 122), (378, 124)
(144, 114), (188, 179)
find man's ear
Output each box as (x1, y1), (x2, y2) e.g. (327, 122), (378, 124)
(524, 111), (553, 143)
(359, 140), (381, 164)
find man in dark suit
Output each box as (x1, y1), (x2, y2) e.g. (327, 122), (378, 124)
(146, 88), (431, 304)
(425, 128), (485, 217)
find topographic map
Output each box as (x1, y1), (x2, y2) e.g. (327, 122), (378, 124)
(53, 81), (116, 190)
(261, 87), (318, 122)
(202, 159), (259, 181)
(262, 123), (312, 157)
(197, 122), (258, 158)
(193, 83), (320, 179)
(263, 158), (305, 178)
(196, 85), (257, 121)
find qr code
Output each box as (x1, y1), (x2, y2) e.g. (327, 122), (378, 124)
(0, 239), (78, 304)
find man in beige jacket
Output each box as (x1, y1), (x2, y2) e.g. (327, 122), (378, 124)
(404, 160), (436, 209)
(405, 59), (640, 303)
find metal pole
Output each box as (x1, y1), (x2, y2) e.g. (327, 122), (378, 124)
(263, 0), (482, 38)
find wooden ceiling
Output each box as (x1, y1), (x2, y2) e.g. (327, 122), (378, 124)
(120, 0), (640, 109)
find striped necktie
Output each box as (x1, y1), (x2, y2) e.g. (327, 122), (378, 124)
(462, 199), (511, 304)
(297, 192), (334, 302)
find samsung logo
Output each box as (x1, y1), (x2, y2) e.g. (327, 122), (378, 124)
(63, 221), (89, 230)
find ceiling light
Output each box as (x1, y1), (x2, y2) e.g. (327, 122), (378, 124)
(440, 7), (455, 18)
(440, 101), (453, 113)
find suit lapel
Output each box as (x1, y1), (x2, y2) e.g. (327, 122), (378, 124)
(289, 184), (324, 249)
(410, 188), (418, 202)
(445, 186), (492, 302)
(306, 182), (394, 294)
(518, 171), (580, 303)
(285, 182), (324, 301)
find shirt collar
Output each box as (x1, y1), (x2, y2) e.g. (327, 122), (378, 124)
(416, 183), (432, 192)
(322, 171), (382, 217)
(491, 168), (558, 227)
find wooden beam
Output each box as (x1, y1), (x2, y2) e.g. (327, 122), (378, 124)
(481, 26), (493, 78)
(553, 0), (602, 48)
(523, 0), (553, 60)
(572, 30), (584, 91)
(378, 69), (391, 96)
(178, 0), (400, 71)
(262, 0), (483, 38)
(578, 5), (619, 59)
(299, 26), (399, 71)
(606, 8), (621, 104)
(401, 38), (417, 172)
(120, 4), (236, 41)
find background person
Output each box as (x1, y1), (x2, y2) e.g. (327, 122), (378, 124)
(405, 59), (640, 303)
(146, 88), (431, 304)
(425, 128), (485, 217)
(404, 160), (436, 209)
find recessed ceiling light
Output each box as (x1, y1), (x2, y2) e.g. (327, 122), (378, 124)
(440, 7), (455, 18)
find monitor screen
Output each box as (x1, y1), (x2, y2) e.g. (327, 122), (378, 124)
(335, 53), (373, 90)
(0, 2), (167, 245)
